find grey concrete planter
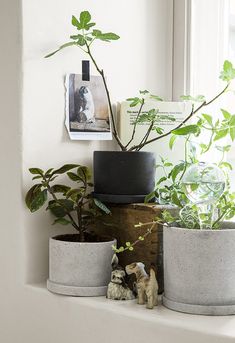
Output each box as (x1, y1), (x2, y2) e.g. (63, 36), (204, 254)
(47, 234), (116, 296)
(163, 222), (235, 315)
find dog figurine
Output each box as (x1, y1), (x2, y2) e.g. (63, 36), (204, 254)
(75, 86), (95, 123)
(126, 262), (158, 309)
(106, 255), (135, 301)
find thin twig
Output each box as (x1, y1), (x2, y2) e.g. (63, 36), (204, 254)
(125, 100), (144, 149)
(85, 42), (126, 151)
(128, 83), (230, 151)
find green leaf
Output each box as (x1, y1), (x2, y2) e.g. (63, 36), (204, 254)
(66, 189), (82, 201)
(67, 172), (80, 181)
(144, 191), (156, 203)
(229, 115), (235, 126)
(180, 95), (205, 102)
(139, 90), (149, 95)
(29, 189), (47, 213)
(71, 15), (81, 28)
(215, 145), (231, 152)
(171, 191), (182, 207)
(214, 129), (229, 141)
(45, 168), (54, 177)
(70, 34), (86, 46)
(50, 185), (71, 194)
(169, 135), (177, 149)
(221, 109), (231, 120)
(32, 175), (42, 180)
(230, 127), (235, 141)
(52, 164), (78, 175)
(170, 163), (185, 182)
(126, 97), (141, 107)
(92, 29), (120, 41)
(220, 60), (235, 82)
(172, 125), (199, 136)
(79, 11), (91, 28)
(45, 42), (78, 58)
(25, 184), (42, 210)
(202, 113), (213, 126)
(47, 199), (74, 218)
(138, 236), (145, 241)
(164, 162), (173, 167)
(150, 94), (163, 101)
(52, 218), (71, 225)
(29, 168), (44, 176)
(93, 198), (111, 214)
(85, 22), (96, 30)
(154, 127), (164, 134)
(77, 166), (91, 181)
(156, 176), (167, 185)
(220, 162), (233, 170)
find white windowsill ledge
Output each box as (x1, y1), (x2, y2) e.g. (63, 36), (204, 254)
(26, 283), (235, 343)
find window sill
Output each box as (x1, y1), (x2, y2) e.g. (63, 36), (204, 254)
(26, 283), (235, 343)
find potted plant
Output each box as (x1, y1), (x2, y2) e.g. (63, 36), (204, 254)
(162, 175), (235, 316)
(25, 163), (116, 296)
(112, 109), (235, 314)
(45, 10), (235, 203)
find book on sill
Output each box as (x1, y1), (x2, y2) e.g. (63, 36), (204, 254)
(117, 101), (192, 163)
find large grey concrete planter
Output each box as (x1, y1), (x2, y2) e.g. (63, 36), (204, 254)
(47, 234), (116, 296)
(163, 222), (235, 315)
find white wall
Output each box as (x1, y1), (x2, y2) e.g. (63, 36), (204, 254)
(0, 0), (174, 342)
(22, 0), (173, 284)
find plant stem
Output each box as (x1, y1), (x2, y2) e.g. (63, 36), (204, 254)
(129, 83), (230, 151)
(137, 121), (154, 151)
(118, 222), (157, 253)
(46, 183), (79, 231)
(179, 136), (189, 182)
(85, 42), (126, 151)
(125, 100), (144, 149)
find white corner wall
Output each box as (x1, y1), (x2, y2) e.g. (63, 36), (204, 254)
(22, 0), (173, 284)
(0, 0), (174, 342)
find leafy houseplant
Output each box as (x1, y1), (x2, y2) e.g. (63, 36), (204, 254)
(111, 105), (235, 314)
(45, 10), (235, 203)
(25, 164), (116, 297)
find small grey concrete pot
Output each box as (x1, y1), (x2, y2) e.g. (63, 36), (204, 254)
(163, 222), (235, 315)
(47, 234), (116, 297)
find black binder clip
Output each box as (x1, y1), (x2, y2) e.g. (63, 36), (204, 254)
(82, 60), (90, 81)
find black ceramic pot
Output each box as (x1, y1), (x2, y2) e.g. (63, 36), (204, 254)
(93, 151), (156, 203)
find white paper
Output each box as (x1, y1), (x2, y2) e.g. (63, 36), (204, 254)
(65, 74), (112, 140)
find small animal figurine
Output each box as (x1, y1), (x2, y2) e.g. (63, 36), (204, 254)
(125, 262), (158, 309)
(107, 255), (135, 301)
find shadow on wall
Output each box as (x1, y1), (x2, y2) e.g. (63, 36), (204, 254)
(23, 207), (75, 284)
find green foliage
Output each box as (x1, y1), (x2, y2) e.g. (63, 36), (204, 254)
(45, 10), (120, 59)
(146, 101), (235, 230)
(220, 60), (235, 82)
(25, 164), (110, 239)
(172, 125), (200, 136)
(45, 10), (234, 152)
(180, 94), (206, 102)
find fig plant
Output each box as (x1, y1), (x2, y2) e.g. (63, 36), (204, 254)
(45, 10), (235, 151)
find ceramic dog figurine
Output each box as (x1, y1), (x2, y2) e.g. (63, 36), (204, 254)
(106, 255), (135, 301)
(125, 262), (158, 309)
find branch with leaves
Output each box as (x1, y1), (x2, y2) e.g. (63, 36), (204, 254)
(25, 164), (111, 242)
(45, 10), (235, 151)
